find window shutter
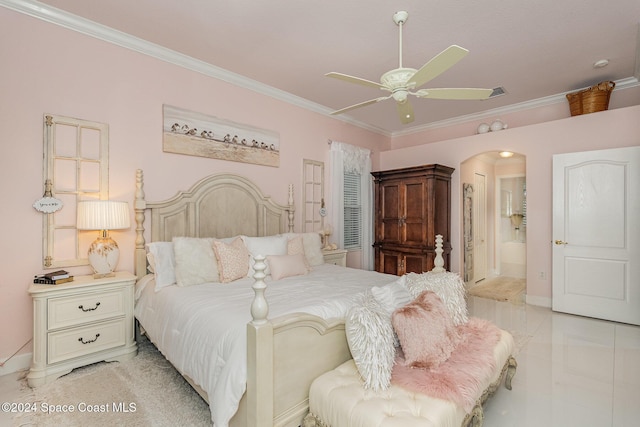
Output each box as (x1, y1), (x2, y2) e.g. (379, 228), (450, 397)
(344, 172), (361, 249)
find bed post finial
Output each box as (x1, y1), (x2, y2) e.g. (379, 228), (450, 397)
(134, 169), (147, 279)
(287, 183), (295, 232)
(250, 255), (269, 324)
(432, 234), (446, 273)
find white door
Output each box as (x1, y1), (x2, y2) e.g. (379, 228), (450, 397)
(474, 173), (487, 283)
(552, 146), (640, 325)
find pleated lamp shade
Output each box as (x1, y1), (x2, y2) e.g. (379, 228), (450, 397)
(77, 200), (130, 231)
(77, 200), (130, 277)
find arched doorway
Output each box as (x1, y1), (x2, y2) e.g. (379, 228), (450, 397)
(460, 151), (526, 295)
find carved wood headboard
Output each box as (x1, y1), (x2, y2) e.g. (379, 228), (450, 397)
(134, 170), (294, 279)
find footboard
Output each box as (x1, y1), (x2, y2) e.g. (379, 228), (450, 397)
(246, 256), (352, 427)
(244, 236), (450, 427)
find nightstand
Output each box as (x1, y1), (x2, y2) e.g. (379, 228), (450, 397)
(27, 271), (138, 387)
(322, 248), (348, 267)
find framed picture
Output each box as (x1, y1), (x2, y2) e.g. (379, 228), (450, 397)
(163, 105), (280, 167)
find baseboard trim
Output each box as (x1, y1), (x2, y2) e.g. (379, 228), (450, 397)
(0, 352), (31, 377)
(526, 295), (552, 308)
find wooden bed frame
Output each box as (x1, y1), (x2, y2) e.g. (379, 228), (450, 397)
(133, 170), (354, 427)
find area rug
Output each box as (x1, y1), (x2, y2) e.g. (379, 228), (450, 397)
(12, 336), (211, 427)
(468, 276), (525, 305)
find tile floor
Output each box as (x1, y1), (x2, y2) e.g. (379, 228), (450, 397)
(468, 295), (640, 427)
(1, 296), (639, 427)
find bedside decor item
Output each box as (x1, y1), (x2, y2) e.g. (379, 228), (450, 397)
(566, 81), (615, 116)
(321, 223), (333, 249)
(33, 179), (63, 214)
(77, 200), (130, 278)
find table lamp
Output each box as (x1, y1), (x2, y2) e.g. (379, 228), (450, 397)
(77, 200), (130, 278)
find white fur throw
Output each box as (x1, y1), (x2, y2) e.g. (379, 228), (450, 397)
(405, 272), (468, 325)
(345, 292), (396, 391)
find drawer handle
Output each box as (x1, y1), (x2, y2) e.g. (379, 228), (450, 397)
(78, 333), (100, 345)
(78, 302), (101, 312)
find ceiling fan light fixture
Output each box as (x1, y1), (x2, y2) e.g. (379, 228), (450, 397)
(392, 90), (408, 103)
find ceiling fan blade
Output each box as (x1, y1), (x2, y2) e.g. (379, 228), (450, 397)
(407, 45), (469, 89)
(396, 99), (414, 124)
(325, 72), (384, 90)
(415, 87), (493, 100)
(330, 96), (390, 115)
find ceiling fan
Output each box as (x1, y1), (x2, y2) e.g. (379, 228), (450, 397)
(326, 11), (493, 124)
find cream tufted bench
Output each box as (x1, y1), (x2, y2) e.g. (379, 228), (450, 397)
(303, 329), (517, 427)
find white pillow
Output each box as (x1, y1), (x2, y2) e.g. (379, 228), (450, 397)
(266, 253), (310, 280)
(172, 237), (219, 286)
(370, 276), (411, 348)
(345, 291), (396, 391)
(405, 271), (469, 325)
(283, 232), (324, 267)
(242, 235), (288, 276)
(146, 242), (176, 291)
(370, 275), (411, 315)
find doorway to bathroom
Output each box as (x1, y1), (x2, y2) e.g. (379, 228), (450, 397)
(461, 152), (526, 302)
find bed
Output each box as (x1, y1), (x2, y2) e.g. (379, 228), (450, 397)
(132, 170), (401, 427)
(134, 170), (515, 427)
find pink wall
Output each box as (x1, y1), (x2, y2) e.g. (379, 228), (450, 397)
(0, 9), (389, 366)
(2, 7), (639, 370)
(378, 105), (640, 306)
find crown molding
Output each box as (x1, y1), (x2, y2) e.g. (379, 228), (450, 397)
(2, 0), (636, 140)
(391, 76), (640, 138)
(0, 0), (388, 136)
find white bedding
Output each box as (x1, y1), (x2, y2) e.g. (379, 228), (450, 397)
(134, 264), (397, 426)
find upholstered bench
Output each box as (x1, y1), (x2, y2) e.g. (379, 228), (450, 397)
(303, 329), (517, 427)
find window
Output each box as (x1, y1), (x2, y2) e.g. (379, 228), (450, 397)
(343, 172), (361, 249)
(42, 114), (109, 268)
(302, 159), (324, 233)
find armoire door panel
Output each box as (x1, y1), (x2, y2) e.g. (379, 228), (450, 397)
(404, 179), (427, 245)
(379, 250), (401, 275)
(379, 183), (401, 242)
(404, 254), (427, 274)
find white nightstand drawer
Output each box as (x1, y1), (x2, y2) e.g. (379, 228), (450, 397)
(48, 289), (125, 330)
(322, 249), (347, 267)
(47, 318), (126, 364)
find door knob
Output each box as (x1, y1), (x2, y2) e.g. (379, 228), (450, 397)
(554, 240), (568, 245)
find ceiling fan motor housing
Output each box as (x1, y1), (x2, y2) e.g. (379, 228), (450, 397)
(380, 68), (417, 90)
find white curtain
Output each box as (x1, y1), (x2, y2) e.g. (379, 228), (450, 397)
(330, 141), (374, 270)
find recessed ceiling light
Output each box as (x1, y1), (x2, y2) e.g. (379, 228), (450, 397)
(499, 151), (514, 158)
(593, 59), (609, 68)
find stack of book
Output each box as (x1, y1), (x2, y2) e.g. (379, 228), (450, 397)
(34, 270), (74, 285)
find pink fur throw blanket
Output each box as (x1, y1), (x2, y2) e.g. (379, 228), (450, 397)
(391, 317), (502, 413)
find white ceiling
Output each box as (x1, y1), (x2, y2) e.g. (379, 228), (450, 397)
(7, 0), (640, 135)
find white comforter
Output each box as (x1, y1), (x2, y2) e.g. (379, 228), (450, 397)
(134, 264), (396, 426)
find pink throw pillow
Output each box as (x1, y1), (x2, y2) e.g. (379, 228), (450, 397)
(212, 237), (250, 283)
(266, 253), (309, 281)
(392, 290), (460, 369)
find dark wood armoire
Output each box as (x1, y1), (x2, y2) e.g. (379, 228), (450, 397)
(372, 164), (454, 275)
